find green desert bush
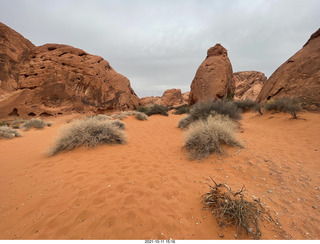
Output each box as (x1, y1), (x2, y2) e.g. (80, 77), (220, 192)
(0, 120), (9, 127)
(184, 115), (243, 160)
(0, 126), (22, 139)
(264, 97), (302, 119)
(235, 99), (262, 115)
(137, 104), (169, 116)
(178, 99), (241, 129)
(22, 118), (47, 130)
(173, 104), (190, 115)
(48, 119), (127, 156)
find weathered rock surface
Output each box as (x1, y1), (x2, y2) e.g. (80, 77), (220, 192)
(0, 22), (140, 118)
(0, 22), (35, 92)
(188, 44), (234, 104)
(257, 28), (320, 110)
(233, 71), (267, 101)
(140, 89), (187, 107)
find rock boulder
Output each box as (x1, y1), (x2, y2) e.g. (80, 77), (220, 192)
(257, 28), (320, 110)
(189, 44), (234, 104)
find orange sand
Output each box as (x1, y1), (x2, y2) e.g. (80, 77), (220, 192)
(0, 111), (319, 240)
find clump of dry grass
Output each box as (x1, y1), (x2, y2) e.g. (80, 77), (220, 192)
(22, 118), (47, 130)
(0, 126), (22, 139)
(48, 119), (127, 156)
(184, 115), (243, 160)
(87, 114), (112, 121)
(204, 178), (273, 239)
(111, 111), (148, 121)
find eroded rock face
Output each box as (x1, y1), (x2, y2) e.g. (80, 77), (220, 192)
(189, 44), (234, 104)
(0, 22), (35, 92)
(140, 89), (187, 107)
(233, 71), (267, 101)
(0, 22), (140, 118)
(257, 28), (320, 110)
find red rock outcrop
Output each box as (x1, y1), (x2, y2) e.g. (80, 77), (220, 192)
(257, 28), (320, 110)
(233, 71), (267, 101)
(0, 22), (35, 92)
(0, 22), (140, 118)
(188, 44), (234, 104)
(140, 89), (187, 107)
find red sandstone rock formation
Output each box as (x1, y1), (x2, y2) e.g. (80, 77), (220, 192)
(257, 28), (320, 110)
(140, 89), (187, 107)
(188, 44), (234, 104)
(0, 22), (35, 92)
(233, 71), (267, 101)
(0, 22), (140, 118)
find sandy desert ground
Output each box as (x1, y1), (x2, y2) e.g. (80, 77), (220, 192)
(0, 111), (319, 240)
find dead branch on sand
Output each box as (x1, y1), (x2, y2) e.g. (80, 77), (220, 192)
(203, 177), (275, 239)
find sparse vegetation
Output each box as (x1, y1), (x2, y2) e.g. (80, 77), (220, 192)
(111, 120), (126, 130)
(134, 111), (148, 120)
(48, 119), (127, 156)
(235, 99), (263, 115)
(184, 115), (243, 160)
(178, 99), (241, 129)
(22, 118), (48, 130)
(0, 120), (9, 127)
(172, 104), (190, 115)
(0, 126), (22, 139)
(137, 104), (169, 116)
(264, 97), (302, 119)
(87, 114), (112, 121)
(204, 178), (273, 239)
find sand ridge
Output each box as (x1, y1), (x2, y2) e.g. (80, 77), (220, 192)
(0, 111), (319, 239)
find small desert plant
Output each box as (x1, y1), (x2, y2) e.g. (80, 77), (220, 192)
(178, 115), (194, 129)
(204, 179), (273, 240)
(0, 126), (22, 139)
(48, 119), (127, 156)
(10, 118), (27, 129)
(184, 115), (243, 160)
(111, 120), (126, 130)
(144, 104), (169, 116)
(0, 120), (9, 127)
(137, 106), (149, 114)
(178, 100), (241, 129)
(134, 111), (148, 120)
(235, 100), (262, 115)
(87, 114), (112, 121)
(22, 118), (47, 130)
(264, 97), (302, 119)
(173, 104), (190, 115)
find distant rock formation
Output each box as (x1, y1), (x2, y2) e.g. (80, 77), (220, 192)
(140, 89), (188, 107)
(257, 28), (320, 110)
(188, 44), (234, 104)
(0, 22), (140, 118)
(233, 71), (267, 101)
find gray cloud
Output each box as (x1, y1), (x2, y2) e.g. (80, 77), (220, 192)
(0, 0), (319, 97)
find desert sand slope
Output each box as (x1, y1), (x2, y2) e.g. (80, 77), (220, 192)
(0, 112), (319, 240)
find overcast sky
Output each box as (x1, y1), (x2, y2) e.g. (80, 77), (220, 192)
(0, 0), (319, 97)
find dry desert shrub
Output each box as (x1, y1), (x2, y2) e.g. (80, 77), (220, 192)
(178, 99), (241, 129)
(111, 120), (126, 130)
(137, 104), (169, 116)
(22, 118), (47, 130)
(111, 111), (148, 121)
(172, 104), (190, 115)
(134, 111), (148, 120)
(235, 99), (263, 115)
(184, 115), (243, 160)
(264, 97), (302, 119)
(48, 119), (127, 156)
(87, 114), (112, 121)
(204, 178), (274, 239)
(0, 126), (22, 139)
